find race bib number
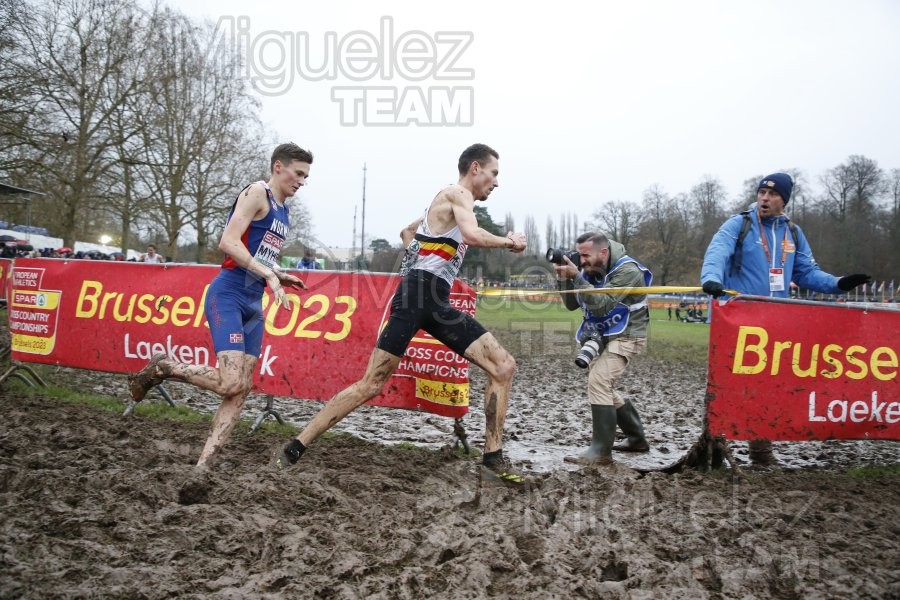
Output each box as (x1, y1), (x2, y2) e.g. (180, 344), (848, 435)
(255, 231), (284, 268)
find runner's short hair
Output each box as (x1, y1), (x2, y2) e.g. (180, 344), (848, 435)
(271, 143), (314, 171)
(458, 143), (499, 175)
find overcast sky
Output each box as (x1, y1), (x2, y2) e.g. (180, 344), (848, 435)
(174, 0), (900, 250)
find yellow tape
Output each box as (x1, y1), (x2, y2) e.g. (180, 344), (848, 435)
(476, 285), (730, 298)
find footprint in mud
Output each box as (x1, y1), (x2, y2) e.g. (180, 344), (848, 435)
(414, 462), (481, 512)
(177, 469), (212, 505)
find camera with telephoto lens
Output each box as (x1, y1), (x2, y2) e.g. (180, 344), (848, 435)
(546, 247), (581, 269)
(574, 332), (605, 368)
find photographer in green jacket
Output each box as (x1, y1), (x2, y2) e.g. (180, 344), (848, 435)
(553, 231), (652, 466)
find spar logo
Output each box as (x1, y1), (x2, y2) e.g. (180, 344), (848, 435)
(14, 292), (40, 306)
(9, 268), (61, 356)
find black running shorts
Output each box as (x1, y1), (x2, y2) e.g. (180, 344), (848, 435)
(376, 270), (487, 358)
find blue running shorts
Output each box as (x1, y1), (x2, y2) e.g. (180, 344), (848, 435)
(205, 271), (265, 357)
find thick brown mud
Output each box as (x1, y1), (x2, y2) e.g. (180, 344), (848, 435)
(1, 327), (898, 598)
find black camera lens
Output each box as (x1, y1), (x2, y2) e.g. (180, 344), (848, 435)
(546, 248), (581, 269)
(546, 248), (562, 264)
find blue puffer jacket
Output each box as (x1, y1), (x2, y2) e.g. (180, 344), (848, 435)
(701, 208), (842, 297)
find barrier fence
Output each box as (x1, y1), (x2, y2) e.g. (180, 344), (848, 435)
(707, 296), (899, 441)
(6, 258), (474, 418)
(3, 259), (897, 443)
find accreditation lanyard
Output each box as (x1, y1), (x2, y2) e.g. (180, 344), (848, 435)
(757, 212), (790, 292)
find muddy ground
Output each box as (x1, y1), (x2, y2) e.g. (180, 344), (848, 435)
(1, 327), (898, 598)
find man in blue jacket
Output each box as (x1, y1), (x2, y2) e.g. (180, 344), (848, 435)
(700, 172), (869, 465)
(297, 250), (321, 269)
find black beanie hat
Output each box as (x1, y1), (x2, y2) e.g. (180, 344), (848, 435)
(758, 173), (793, 204)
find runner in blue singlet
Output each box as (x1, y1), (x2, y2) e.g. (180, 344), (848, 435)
(127, 143), (313, 468)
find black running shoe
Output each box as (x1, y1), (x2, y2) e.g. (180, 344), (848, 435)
(272, 440), (305, 470)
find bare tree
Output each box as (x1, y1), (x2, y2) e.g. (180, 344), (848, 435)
(689, 175), (727, 255)
(523, 214), (541, 256)
(818, 155), (885, 269)
(127, 10), (275, 262)
(10, 0), (147, 247)
(558, 212), (567, 248)
(130, 10), (206, 260)
(104, 112), (149, 252)
(181, 22), (272, 263)
(635, 185), (688, 285)
(887, 169), (900, 277)
(0, 0), (39, 177)
(820, 156), (883, 221)
(545, 215), (556, 250)
(890, 168), (900, 217)
(590, 200), (641, 248)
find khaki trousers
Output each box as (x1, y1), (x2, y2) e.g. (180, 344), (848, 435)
(587, 337), (646, 407)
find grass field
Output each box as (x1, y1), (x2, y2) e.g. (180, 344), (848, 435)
(475, 297), (710, 364)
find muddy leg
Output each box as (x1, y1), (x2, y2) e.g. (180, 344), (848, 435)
(196, 352), (258, 467)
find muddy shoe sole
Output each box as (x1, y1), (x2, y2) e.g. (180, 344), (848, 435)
(479, 465), (530, 489)
(127, 353), (167, 402)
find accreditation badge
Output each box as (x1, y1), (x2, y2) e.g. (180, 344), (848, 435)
(769, 268), (785, 292)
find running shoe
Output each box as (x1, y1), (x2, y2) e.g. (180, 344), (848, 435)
(127, 353), (167, 402)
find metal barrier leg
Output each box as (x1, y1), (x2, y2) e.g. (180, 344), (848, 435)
(249, 395), (284, 434)
(9, 371), (36, 387)
(453, 418), (471, 455)
(122, 384), (174, 416)
(14, 364), (47, 387)
(155, 384), (176, 407)
(0, 362), (48, 388)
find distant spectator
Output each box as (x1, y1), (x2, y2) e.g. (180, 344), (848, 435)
(297, 250), (321, 269)
(140, 244), (165, 264)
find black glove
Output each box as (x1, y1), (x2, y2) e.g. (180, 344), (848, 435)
(702, 281), (725, 297)
(837, 274), (870, 292)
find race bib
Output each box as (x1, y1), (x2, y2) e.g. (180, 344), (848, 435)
(254, 231), (284, 268)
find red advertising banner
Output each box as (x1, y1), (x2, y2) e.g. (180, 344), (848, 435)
(0, 258), (10, 302)
(7, 258), (473, 418)
(707, 296), (899, 440)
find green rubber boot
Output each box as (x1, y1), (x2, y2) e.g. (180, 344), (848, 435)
(565, 405), (616, 465)
(613, 401), (650, 452)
